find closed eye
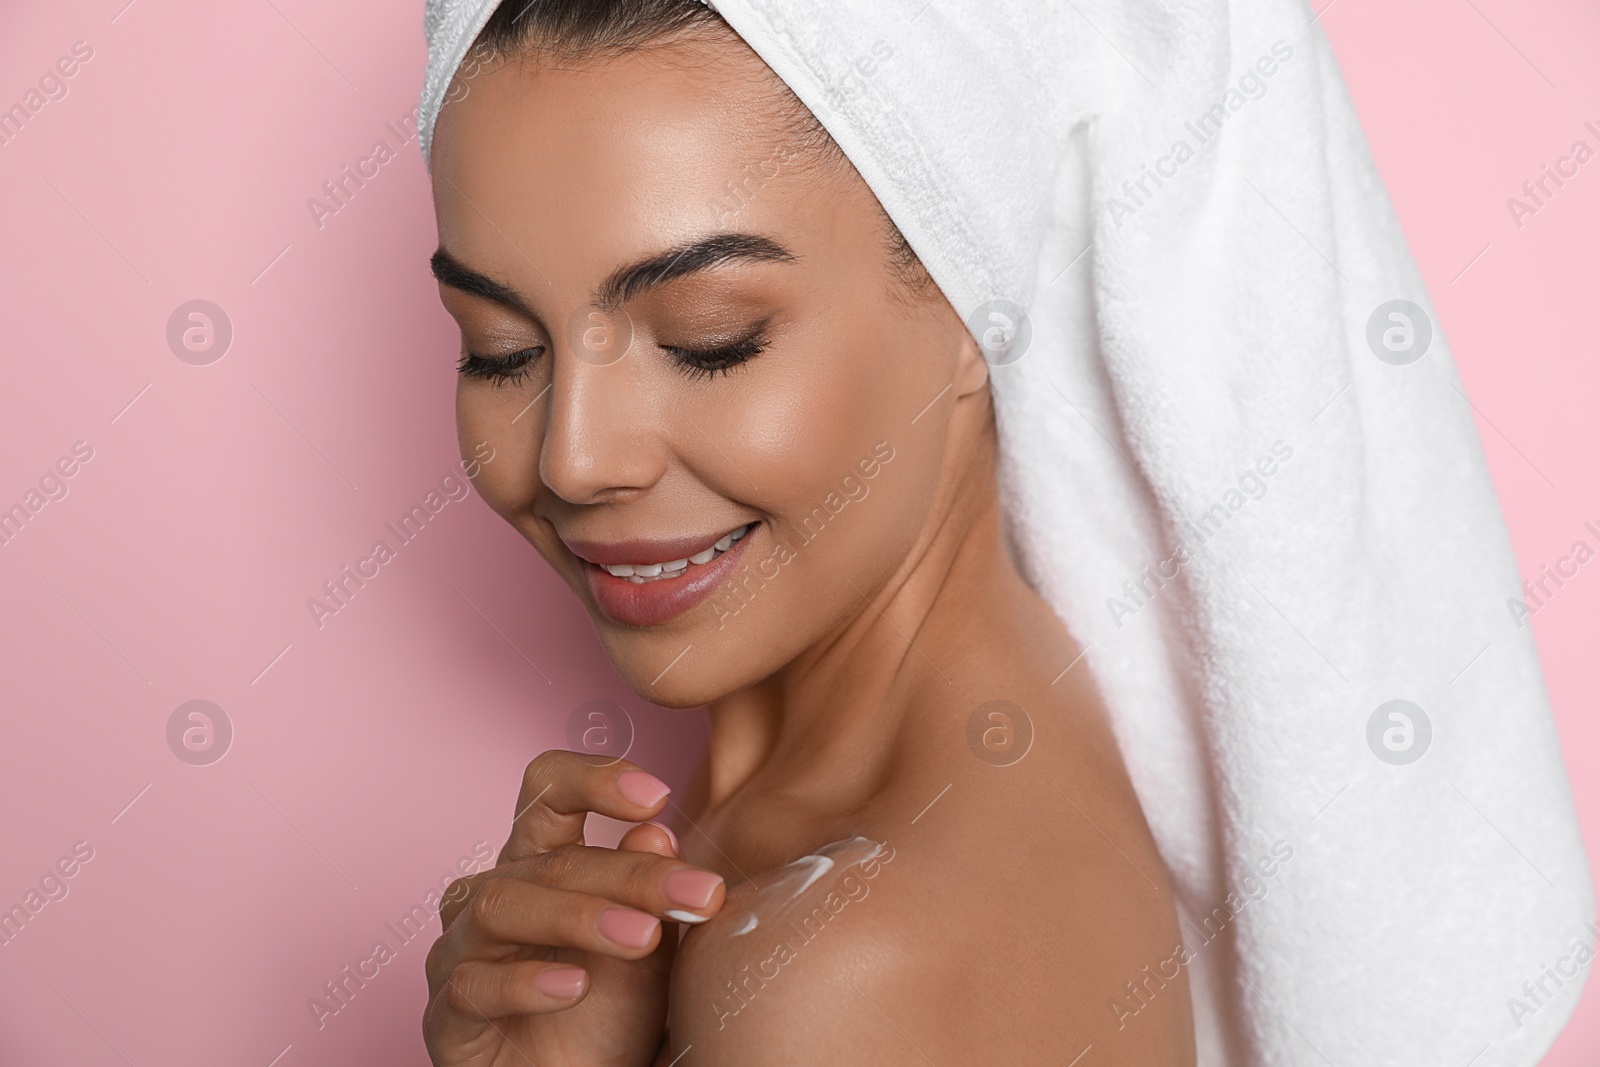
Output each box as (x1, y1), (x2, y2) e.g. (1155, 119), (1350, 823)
(456, 346), (543, 387)
(661, 328), (769, 381)
(456, 327), (769, 386)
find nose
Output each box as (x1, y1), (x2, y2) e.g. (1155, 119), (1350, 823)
(538, 342), (667, 505)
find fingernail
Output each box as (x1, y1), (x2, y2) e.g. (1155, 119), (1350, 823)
(535, 966), (586, 999)
(662, 868), (724, 911)
(598, 907), (660, 949)
(617, 770), (671, 809)
(648, 821), (680, 854)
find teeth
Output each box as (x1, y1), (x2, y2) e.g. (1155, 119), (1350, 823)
(600, 523), (754, 583)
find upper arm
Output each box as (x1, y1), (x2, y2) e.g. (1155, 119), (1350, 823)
(665, 818), (1193, 1066)
(665, 843), (936, 1064)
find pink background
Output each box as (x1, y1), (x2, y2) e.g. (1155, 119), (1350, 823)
(0, 1), (1593, 1063)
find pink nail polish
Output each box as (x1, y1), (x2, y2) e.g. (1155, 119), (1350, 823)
(662, 868), (724, 910)
(535, 966), (586, 999)
(648, 821), (680, 854)
(598, 907), (660, 949)
(617, 770), (671, 809)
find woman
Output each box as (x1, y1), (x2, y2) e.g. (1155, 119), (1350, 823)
(415, 1), (1593, 1065)
(420, 2), (1191, 1062)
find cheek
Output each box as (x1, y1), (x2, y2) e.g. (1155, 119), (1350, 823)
(711, 319), (927, 496)
(455, 381), (542, 523)
(686, 312), (950, 587)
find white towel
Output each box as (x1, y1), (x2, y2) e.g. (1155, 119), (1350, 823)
(418, 2), (1595, 1063)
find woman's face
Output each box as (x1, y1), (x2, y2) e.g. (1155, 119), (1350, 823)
(430, 30), (985, 707)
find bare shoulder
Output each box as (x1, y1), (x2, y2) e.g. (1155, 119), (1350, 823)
(666, 695), (1196, 1065)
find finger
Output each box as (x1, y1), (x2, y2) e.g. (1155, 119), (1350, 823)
(425, 958), (588, 1051)
(448, 958), (589, 1017)
(618, 821), (679, 858)
(532, 845), (724, 925)
(616, 826), (723, 930)
(501, 750), (673, 863)
(452, 877), (666, 962)
(439, 868), (493, 933)
(437, 841), (722, 936)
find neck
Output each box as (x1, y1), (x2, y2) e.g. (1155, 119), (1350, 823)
(701, 426), (1033, 814)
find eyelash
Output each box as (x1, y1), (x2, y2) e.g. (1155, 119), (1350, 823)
(661, 333), (768, 381)
(456, 348), (541, 388)
(456, 330), (769, 386)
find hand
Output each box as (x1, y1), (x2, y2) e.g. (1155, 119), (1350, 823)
(423, 751), (726, 1067)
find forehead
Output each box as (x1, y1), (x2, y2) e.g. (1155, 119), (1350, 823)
(430, 39), (818, 295)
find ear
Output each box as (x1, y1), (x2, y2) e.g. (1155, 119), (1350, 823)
(949, 317), (990, 399)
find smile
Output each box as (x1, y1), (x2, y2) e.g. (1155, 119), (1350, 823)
(565, 521), (762, 627)
(598, 523), (755, 583)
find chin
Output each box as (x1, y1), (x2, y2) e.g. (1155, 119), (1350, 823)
(598, 634), (748, 710)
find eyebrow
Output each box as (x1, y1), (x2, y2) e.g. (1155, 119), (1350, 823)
(429, 232), (799, 315)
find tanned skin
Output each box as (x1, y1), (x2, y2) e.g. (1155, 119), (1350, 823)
(421, 24), (1195, 1067)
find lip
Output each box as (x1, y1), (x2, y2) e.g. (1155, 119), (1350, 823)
(561, 524), (747, 569)
(569, 522), (759, 628)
